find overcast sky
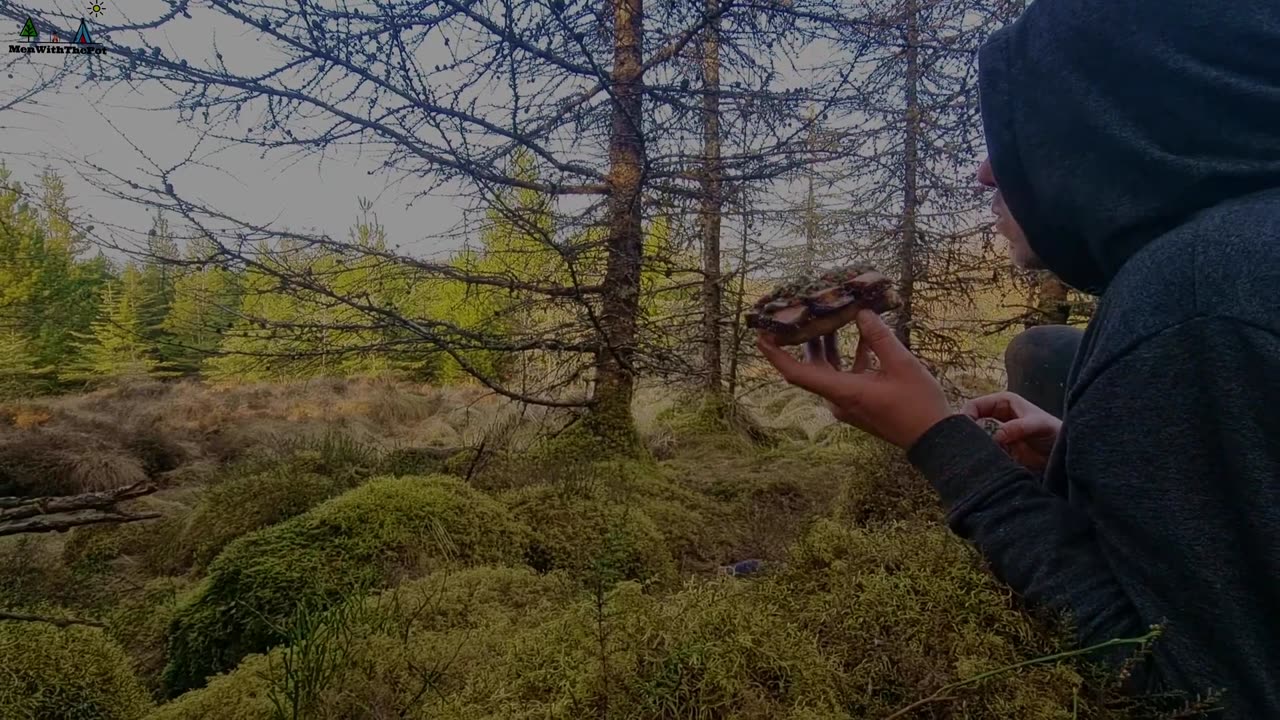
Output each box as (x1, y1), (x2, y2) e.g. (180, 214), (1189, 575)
(1, 0), (469, 260)
(1, 0), (992, 267)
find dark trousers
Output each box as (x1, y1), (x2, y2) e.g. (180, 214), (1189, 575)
(1004, 325), (1085, 420)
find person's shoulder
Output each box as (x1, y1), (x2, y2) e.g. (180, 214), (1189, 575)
(1111, 187), (1280, 329)
(1074, 189), (1280, 386)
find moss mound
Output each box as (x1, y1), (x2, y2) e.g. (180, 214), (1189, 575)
(504, 486), (676, 588)
(175, 470), (348, 571)
(161, 475), (525, 696)
(774, 519), (1099, 717)
(147, 567), (581, 720)
(0, 621), (152, 720)
(145, 652), (274, 720)
(143, 532), (1150, 720)
(457, 581), (847, 719)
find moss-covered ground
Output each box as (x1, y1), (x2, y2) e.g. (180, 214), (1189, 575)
(0, 380), (1190, 719)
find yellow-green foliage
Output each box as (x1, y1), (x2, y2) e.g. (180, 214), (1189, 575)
(0, 621), (152, 720)
(161, 475), (525, 696)
(481, 451), (727, 571)
(62, 521), (155, 571)
(775, 519), (1085, 717)
(176, 433), (444, 570)
(504, 486), (675, 588)
(59, 509), (189, 581)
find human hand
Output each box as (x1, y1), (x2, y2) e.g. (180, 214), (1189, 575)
(755, 309), (955, 449)
(960, 391), (1061, 472)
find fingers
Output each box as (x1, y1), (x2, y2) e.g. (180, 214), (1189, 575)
(991, 416), (1057, 445)
(852, 310), (913, 369)
(756, 332), (844, 397)
(960, 391), (1036, 422)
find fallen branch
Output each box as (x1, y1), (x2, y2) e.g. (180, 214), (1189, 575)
(0, 508), (162, 537)
(882, 630), (1161, 720)
(0, 610), (104, 628)
(0, 482), (158, 519)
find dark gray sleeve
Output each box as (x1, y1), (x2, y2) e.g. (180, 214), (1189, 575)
(908, 316), (1280, 704)
(906, 413), (1148, 652)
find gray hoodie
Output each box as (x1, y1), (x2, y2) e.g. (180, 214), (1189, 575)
(907, 0), (1280, 717)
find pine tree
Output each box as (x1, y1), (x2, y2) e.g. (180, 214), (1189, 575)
(0, 167), (109, 382)
(0, 330), (52, 400)
(62, 265), (165, 384)
(140, 210), (181, 359)
(161, 245), (241, 376)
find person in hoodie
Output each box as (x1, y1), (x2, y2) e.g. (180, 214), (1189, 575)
(755, 0), (1280, 717)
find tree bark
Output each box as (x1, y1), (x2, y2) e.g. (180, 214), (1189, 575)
(895, 0), (922, 350)
(592, 0), (647, 437)
(699, 0), (724, 395)
(727, 206), (750, 400)
(0, 509), (162, 537)
(0, 482), (157, 520)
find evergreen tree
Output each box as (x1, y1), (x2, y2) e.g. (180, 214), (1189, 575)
(161, 244), (242, 376)
(0, 167), (109, 382)
(138, 210), (184, 365)
(0, 330), (52, 400)
(62, 265), (165, 384)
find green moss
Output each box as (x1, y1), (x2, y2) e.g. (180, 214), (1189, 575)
(650, 391), (778, 457)
(376, 446), (450, 477)
(177, 470), (347, 571)
(504, 486), (676, 588)
(419, 580), (848, 719)
(440, 447), (483, 478)
(63, 524), (139, 570)
(144, 653), (274, 720)
(106, 578), (196, 699)
(0, 621), (152, 720)
(161, 475), (525, 696)
(377, 566), (583, 632)
(775, 519), (1091, 717)
(139, 551), (1152, 720)
(148, 567), (581, 720)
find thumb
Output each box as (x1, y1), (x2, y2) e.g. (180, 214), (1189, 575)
(992, 417), (1049, 445)
(852, 310), (913, 368)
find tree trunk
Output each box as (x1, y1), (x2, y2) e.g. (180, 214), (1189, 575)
(1026, 272), (1071, 327)
(895, 0), (921, 349)
(804, 174), (817, 273)
(727, 206), (750, 400)
(591, 0), (646, 441)
(699, 0), (724, 396)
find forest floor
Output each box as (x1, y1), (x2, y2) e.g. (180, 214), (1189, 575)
(0, 376), (1189, 720)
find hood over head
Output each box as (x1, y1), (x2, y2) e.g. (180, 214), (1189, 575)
(978, 0), (1280, 294)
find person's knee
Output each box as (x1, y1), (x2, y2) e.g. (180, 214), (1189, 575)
(1004, 325), (1084, 419)
(1005, 326), (1083, 372)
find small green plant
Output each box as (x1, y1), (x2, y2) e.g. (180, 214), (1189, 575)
(261, 587), (389, 720)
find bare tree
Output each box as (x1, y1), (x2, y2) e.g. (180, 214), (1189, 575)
(1, 0), (869, 441)
(798, 0), (1023, 366)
